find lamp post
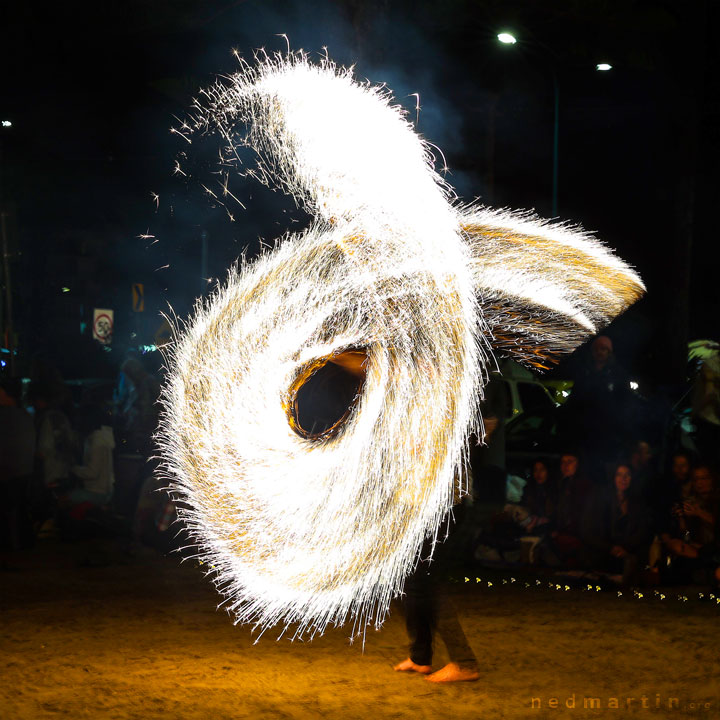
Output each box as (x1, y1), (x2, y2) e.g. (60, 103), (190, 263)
(497, 32), (612, 217)
(497, 31), (560, 216)
(0, 119), (15, 374)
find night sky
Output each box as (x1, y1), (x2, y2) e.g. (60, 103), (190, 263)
(1, 0), (717, 384)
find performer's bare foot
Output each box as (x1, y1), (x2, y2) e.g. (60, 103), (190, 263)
(426, 662), (480, 683)
(393, 658), (432, 674)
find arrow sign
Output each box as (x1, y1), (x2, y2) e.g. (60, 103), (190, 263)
(132, 283), (144, 312)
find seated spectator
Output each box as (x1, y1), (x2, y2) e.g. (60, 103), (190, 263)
(660, 464), (718, 583)
(581, 462), (652, 586)
(67, 405), (115, 509)
(31, 382), (77, 490)
(536, 451), (590, 567)
(650, 450), (694, 533)
(685, 465), (718, 543)
(519, 459), (556, 535)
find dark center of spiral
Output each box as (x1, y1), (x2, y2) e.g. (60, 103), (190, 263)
(288, 349), (368, 440)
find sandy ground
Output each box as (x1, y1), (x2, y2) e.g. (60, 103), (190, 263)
(1, 537), (719, 720)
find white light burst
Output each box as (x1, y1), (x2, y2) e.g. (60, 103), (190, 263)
(158, 51), (644, 640)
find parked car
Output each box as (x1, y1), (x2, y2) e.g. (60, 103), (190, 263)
(497, 360), (558, 419)
(504, 403), (561, 480)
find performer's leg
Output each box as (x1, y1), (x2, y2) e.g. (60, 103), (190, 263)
(394, 539), (435, 673)
(406, 565), (435, 667)
(436, 594), (478, 670)
(426, 502), (480, 683)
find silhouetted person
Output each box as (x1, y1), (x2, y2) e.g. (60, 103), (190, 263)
(691, 361), (720, 467)
(117, 357), (160, 455)
(0, 380), (36, 553)
(561, 336), (630, 485)
(471, 370), (508, 503)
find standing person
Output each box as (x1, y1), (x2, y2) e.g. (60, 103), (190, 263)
(691, 360), (720, 467)
(471, 369), (509, 503)
(561, 335), (630, 485)
(394, 499), (480, 683)
(0, 380), (36, 554)
(117, 357), (160, 455)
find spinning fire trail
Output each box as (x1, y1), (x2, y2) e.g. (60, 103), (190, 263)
(157, 51), (644, 640)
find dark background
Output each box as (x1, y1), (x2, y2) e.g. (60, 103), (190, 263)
(1, 0), (717, 386)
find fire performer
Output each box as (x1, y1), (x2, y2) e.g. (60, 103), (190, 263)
(157, 51), (644, 663)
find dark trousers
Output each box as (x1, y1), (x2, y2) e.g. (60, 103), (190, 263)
(0, 475), (34, 552)
(582, 546), (641, 585)
(402, 504), (478, 670)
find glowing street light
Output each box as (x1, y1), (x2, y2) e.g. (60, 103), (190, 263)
(1, 120), (11, 128)
(497, 30), (560, 215)
(596, 63), (612, 71)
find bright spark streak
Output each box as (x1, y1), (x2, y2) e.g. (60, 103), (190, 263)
(151, 192), (160, 209)
(171, 126), (192, 144)
(409, 93), (420, 126)
(220, 177), (247, 209)
(158, 50), (644, 642)
(277, 34), (291, 55)
(201, 184), (219, 199)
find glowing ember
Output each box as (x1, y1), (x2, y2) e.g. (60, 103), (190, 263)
(157, 51), (643, 640)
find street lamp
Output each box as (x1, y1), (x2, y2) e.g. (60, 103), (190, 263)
(498, 31), (560, 216)
(498, 34), (614, 215)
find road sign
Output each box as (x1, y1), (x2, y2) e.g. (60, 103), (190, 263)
(93, 308), (114, 345)
(132, 283), (144, 312)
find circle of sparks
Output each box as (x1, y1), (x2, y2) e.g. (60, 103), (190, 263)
(157, 50), (644, 640)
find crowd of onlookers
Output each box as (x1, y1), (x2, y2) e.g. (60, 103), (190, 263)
(2, 335), (718, 594)
(0, 354), (170, 563)
(475, 447), (720, 590)
(473, 336), (720, 591)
